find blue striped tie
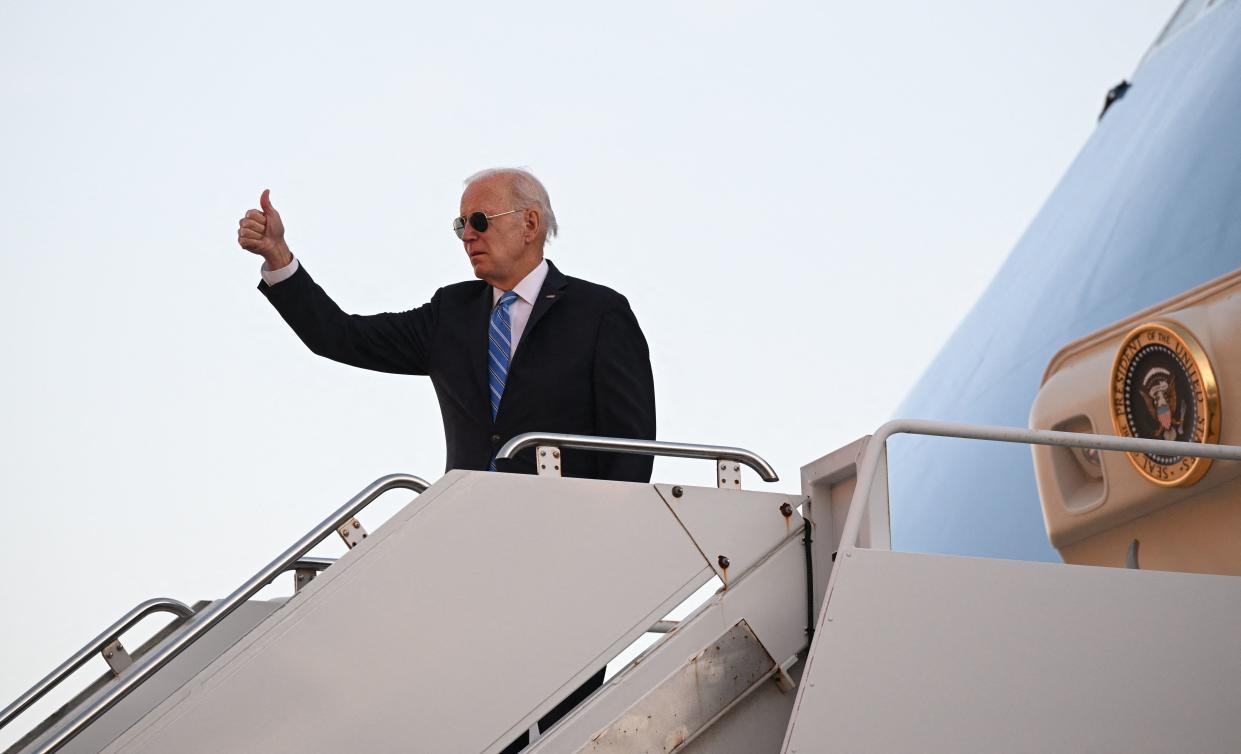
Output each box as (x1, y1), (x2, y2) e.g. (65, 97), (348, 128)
(488, 291), (519, 471)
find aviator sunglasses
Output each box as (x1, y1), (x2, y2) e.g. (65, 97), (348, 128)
(453, 209), (522, 239)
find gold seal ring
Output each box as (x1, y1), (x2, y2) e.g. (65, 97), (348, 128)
(1109, 319), (1220, 486)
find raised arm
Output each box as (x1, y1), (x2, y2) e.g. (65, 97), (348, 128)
(238, 190), (436, 376)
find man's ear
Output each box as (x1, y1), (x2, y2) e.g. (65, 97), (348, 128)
(524, 208), (541, 237)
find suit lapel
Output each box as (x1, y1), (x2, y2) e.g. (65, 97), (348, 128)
(510, 259), (569, 372)
(469, 283), (495, 418)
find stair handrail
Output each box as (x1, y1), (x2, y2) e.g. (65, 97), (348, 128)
(0, 598), (194, 730)
(839, 420), (1241, 554)
(496, 432), (779, 482)
(30, 472), (430, 754)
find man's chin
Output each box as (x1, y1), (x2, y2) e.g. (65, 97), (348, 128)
(470, 262), (497, 285)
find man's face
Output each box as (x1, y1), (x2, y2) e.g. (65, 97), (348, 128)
(459, 176), (533, 288)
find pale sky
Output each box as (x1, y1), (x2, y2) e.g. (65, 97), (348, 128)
(0, 0), (1178, 741)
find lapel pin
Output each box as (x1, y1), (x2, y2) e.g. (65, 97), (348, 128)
(545, 294), (557, 299)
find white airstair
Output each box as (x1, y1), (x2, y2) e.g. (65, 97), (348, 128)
(4, 425), (1241, 753)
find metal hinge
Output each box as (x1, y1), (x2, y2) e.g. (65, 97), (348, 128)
(537, 446), (562, 476)
(337, 517), (368, 549)
(716, 459), (742, 490)
(100, 639), (133, 676)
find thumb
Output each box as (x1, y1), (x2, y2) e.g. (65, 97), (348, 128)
(260, 188), (278, 216)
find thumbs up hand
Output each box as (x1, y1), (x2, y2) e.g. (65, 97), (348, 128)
(237, 189), (293, 269)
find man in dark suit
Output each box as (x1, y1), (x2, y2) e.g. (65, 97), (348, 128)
(236, 168), (655, 481)
(236, 168), (655, 750)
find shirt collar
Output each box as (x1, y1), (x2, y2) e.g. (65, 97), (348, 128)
(493, 258), (549, 307)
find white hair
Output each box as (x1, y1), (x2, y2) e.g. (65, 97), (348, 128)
(464, 167), (558, 242)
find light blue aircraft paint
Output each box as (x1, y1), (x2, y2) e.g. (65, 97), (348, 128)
(889, 0), (1241, 562)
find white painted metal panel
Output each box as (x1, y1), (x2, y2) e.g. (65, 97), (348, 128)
(532, 536), (814, 754)
(654, 483), (806, 587)
(102, 472), (711, 754)
(11, 601), (282, 754)
(799, 437), (865, 621)
(784, 549), (1241, 753)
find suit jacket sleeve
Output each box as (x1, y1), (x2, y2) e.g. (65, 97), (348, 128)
(259, 264), (436, 375)
(593, 301), (657, 482)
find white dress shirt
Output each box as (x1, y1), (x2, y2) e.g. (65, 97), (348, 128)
(261, 257), (300, 286)
(261, 257), (549, 358)
(492, 258), (548, 357)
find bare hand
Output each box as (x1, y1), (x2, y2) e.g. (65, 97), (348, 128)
(237, 189), (293, 269)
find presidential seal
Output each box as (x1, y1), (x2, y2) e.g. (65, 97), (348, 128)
(1110, 320), (1220, 486)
